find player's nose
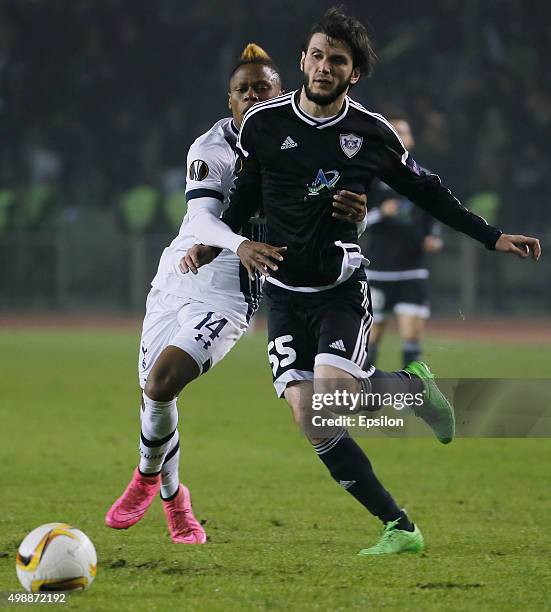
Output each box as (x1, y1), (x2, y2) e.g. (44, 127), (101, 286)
(317, 60), (331, 74)
(244, 87), (259, 101)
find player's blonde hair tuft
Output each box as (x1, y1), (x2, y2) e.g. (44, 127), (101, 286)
(240, 43), (272, 62)
(229, 42), (281, 85)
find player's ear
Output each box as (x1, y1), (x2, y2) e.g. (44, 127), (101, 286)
(300, 51), (305, 71)
(350, 67), (361, 85)
(227, 93), (232, 111)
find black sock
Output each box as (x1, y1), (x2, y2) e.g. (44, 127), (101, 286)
(370, 368), (422, 394)
(402, 340), (421, 368)
(395, 510), (414, 531)
(313, 429), (411, 528)
(359, 368), (423, 411)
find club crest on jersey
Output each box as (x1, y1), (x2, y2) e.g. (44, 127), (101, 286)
(307, 169), (340, 197)
(339, 133), (363, 158)
(188, 159), (209, 181)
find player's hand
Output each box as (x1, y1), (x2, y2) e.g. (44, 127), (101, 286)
(423, 235), (443, 253)
(236, 240), (287, 280)
(495, 234), (541, 261)
(380, 199), (400, 217)
(332, 190), (367, 223)
(179, 244), (221, 274)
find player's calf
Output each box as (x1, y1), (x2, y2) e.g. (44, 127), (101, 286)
(286, 383), (415, 531)
(139, 394), (178, 474)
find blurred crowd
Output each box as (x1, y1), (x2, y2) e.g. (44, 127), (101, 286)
(1, 0), (550, 233)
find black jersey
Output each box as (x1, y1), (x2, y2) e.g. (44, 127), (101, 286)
(362, 179), (441, 275)
(223, 90), (501, 290)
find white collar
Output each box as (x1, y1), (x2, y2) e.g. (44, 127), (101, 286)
(291, 90), (350, 129)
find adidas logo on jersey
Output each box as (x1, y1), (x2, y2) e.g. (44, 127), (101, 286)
(280, 136), (298, 150)
(329, 339), (346, 352)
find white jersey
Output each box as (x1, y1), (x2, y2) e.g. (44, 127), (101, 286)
(151, 117), (262, 324)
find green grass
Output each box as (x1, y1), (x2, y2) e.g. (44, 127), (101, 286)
(1, 328), (550, 611)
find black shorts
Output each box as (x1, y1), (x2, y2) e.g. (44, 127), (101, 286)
(264, 278), (374, 397)
(369, 278), (430, 323)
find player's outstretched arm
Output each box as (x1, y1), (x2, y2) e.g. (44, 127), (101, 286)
(179, 240), (287, 279)
(377, 119), (506, 250)
(495, 234), (541, 261)
(186, 199), (248, 253)
(236, 240), (287, 281)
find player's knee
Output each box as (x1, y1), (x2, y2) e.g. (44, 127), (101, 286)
(313, 378), (356, 414)
(145, 348), (200, 401)
(144, 372), (182, 402)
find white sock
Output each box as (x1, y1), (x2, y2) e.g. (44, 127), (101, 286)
(161, 429), (181, 499)
(139, 392), (178, 475)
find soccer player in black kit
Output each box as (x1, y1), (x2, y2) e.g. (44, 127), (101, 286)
(197, 8), (541, 555)
(362, 117), (443, 368)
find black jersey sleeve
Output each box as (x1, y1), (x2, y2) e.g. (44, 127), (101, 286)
(412, 166), (442, 239)
(376, 121), (502, 250)
(221, 113), (262, 233)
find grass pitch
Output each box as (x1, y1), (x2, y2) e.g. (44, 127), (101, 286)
(1, 326), (550, 611)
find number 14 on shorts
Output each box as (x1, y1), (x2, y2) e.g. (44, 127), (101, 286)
(194, 312), (228, 350)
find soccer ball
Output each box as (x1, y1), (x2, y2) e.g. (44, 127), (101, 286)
(16, 523), (97, 593)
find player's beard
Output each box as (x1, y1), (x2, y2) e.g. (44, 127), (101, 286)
(302, 72), (351, 106)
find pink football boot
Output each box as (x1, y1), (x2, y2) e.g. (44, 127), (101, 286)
(105, 468), (160, 529)
(162, 485), (207, 544)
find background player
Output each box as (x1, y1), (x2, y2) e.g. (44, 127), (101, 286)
(361, 117), (443, 367)
(190, 8), (541, 556)
(105, 43), (367, 544)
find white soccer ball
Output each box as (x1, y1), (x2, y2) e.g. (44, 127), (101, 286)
(16, 523), (97, 593)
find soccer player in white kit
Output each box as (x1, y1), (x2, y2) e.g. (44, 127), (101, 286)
(105, 43), (369, 544)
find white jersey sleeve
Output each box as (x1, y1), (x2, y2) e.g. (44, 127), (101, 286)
(187, 198), (247, 253)
(184, 130), (247, 252)
(151, 117), (260, 325)
(185, 137), (234, 207)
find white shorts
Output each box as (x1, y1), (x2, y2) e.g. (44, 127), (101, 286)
(138, 289), (247, 389)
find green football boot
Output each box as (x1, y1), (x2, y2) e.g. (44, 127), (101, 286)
(358, 519), (425, 556)
(404, 360), (455, 444)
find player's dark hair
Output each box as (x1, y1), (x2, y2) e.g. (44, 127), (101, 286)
(304, 7), (376, 78)
(229, 43), (282, 86)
